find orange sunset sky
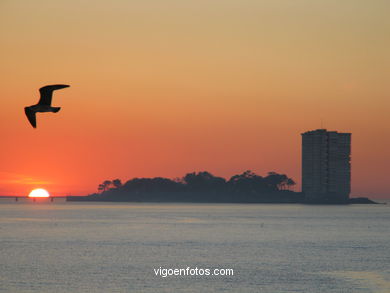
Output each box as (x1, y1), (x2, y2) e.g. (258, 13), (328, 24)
(0, 0), (389, 198)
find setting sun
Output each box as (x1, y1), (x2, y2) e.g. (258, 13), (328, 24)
(28, 188), (50, 198)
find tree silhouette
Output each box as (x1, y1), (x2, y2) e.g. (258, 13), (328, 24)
(228, 170), (268, 194)
(98, 180), (113, 193)
(183, 171), (226, 191)
(93, 170), (299, 202)
(264, 172), (288, 190)
(112, 179), (122, 188)
(286, 178), (296, 190)
(97, 184), (105, 193)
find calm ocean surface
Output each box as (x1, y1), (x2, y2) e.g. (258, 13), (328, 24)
(0, 199), (389, 293)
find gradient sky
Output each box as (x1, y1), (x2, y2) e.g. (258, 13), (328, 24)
(0, 0), (389, 197)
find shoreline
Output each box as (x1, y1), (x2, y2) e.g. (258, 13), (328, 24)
(66, 195), (379, 205)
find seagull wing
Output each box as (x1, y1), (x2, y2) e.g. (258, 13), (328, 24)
(38, 84), (70, 105)
(24, 107), (37, 128)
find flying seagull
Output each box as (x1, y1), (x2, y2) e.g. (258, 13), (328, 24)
(24, 84), (70, 128)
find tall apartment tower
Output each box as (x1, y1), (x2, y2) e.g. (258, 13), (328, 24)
(301, 129), (351, 202)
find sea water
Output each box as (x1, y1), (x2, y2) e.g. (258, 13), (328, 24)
(0, 199), (389, 293)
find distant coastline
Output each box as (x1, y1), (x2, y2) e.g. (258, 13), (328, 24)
(67, 190), (302, 203)
(64, 170), (378, 205)
(66, 193), (378, 204)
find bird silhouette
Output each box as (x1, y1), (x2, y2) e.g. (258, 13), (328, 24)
(24, 84), (70, 128)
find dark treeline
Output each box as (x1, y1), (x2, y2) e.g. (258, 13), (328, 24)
(77, 170), (304, 203)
